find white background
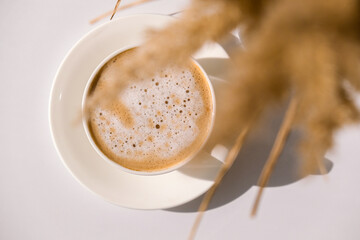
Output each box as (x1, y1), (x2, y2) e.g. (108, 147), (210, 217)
(1, 0), (360, 239)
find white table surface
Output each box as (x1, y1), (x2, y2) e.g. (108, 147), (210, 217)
(1, 1), (360, 239)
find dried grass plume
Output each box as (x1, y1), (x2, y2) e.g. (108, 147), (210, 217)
(88, 0), (360, 237)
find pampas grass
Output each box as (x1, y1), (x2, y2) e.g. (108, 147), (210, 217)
(89, 0), (360, 237)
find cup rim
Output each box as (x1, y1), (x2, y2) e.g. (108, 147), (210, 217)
(82, 44), (216, 176)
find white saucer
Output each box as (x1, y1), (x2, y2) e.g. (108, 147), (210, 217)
(49, 14), (229, 209)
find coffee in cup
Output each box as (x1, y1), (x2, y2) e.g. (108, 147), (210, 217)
(84, 47), (215, 174)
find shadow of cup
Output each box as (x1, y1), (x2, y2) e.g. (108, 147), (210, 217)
(168, 105), (333, 212)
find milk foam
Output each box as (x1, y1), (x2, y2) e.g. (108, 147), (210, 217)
(91, 67), (205, 161)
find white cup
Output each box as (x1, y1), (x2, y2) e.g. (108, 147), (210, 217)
(82, 45), (218, 175)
